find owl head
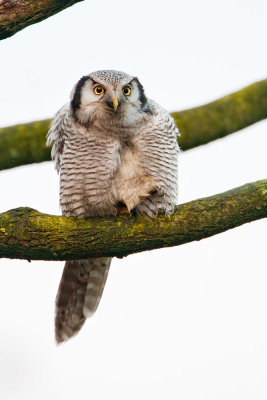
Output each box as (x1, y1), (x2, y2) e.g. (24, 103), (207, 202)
(70, 70), (149, 125)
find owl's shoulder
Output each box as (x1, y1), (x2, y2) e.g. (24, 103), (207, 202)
(145, 99), (179, 137)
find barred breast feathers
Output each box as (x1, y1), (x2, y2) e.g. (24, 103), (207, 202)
(133, 99), (179, 217)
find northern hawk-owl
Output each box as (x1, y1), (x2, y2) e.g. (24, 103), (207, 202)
(47, 70), (179, 343)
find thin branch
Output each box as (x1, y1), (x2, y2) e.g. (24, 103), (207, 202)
(0, 79), (266, 171)
(0, 0), (84, 41)
(0, 179), (266, 261)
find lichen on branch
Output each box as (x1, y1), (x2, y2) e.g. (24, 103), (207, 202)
(0, 179), (266, 261)
(0, 79), (266, 171)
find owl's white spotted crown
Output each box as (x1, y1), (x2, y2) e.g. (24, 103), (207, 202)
(89, 70), (132, 85)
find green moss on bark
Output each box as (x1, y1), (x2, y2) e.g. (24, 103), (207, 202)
(0, 180), (266, 261)
(0, 120), (51, 170)
(173, 79), (267, 150)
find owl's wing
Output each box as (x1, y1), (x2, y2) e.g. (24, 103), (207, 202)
(136, 100), (179, 216)
(46, 103), (71, 173)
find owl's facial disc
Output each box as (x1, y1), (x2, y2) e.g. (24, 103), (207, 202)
(71, 71), (148, 125)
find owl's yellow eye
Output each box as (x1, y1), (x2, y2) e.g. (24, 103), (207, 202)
(123, 86), (131, 96)
(94, 86), (105, 95)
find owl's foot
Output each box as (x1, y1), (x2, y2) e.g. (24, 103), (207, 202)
(116, 202), (130, 215)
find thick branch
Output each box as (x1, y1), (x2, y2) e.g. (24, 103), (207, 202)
(0, 79), (266, 171)
(0, 0), (84, 40)
(173, 79), (267, 150)
(0, 179), (266, 261)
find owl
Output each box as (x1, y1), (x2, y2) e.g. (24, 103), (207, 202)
(47, 70), (179, 343)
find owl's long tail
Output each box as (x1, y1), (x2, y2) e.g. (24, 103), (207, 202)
(55, 257), (112, 344)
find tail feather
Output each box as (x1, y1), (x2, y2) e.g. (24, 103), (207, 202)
(55, 257), (112, 344)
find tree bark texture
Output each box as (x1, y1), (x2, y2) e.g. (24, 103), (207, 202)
(0, 79), (266, 171)
(0, 0), (84, 40)
(0, 179), (266, 261)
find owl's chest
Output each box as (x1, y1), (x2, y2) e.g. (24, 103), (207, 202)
(62, 133), (145, 184)
(62, 133), (120, 173)
(115, 143), (144, 182)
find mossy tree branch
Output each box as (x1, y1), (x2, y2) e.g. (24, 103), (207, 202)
(173, 79), (267, 150)
(0, 179), (266, 261)
(0, 79), (266, 171)
(0, 0), (84, 41)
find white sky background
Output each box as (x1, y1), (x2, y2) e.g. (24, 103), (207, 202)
(0, 0), (267, 398)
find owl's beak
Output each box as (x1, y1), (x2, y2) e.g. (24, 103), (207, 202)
(112, 96), (118, 112)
